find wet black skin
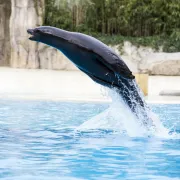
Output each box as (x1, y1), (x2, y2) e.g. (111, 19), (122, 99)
(27, 26), (147, 114)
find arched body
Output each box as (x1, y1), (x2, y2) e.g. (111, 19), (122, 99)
(27, 26), (150, 124)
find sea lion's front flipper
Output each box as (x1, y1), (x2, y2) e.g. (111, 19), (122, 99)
(82, 46), (135, 80)
(96, 52), (135, 80)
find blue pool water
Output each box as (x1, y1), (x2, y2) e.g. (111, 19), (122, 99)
(0, 100), (179, 180)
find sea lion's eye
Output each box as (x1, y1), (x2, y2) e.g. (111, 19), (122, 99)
(35, 29), (41, 33)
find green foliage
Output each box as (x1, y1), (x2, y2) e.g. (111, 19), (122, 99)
(44, 0), (180, 52)
(97, 35), (180, 53)
(44, 0), (73, 30)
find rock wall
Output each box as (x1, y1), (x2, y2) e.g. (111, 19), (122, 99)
(0, 0), (11, 66)
(10, 0), (44, 68)
(38, 44), (77, 70)
(112, 42), (180, 75)
(0, 0), (180, 74)
(9, 0), (76, 70)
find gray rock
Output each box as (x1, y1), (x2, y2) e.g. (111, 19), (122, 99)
(38, 44), (77, 70)
(0, 0), (11, 66)
(111, 42), (180, 75)
(159, 90), (180, 96)
(8, 0), (76, 70)
(9, 0), (44, 68)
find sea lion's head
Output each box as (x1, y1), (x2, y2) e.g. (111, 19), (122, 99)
(27, 26), (56, 42)
(27, 26), (71, 50)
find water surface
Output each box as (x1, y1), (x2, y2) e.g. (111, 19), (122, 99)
(0, 100), (179, 180)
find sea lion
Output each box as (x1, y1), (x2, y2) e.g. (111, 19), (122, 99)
(27, 26), (152, 125)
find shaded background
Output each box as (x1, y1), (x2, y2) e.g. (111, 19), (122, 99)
(0, 0), (180, 74)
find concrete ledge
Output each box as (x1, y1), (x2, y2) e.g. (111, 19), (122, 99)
(0, 68), (180, 104)
(149, 76), (180, 96)
(146, 96), (180, 104)
(159, 90), (180, 96)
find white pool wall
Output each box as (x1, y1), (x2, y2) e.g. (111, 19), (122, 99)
(0, 67), (180, 103)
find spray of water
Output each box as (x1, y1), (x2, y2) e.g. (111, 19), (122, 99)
(77, 80), (171, 138)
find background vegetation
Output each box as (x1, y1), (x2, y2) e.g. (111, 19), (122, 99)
(44, 0), (180, 52)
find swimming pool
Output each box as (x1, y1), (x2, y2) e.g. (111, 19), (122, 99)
(0, 100), (179, 180)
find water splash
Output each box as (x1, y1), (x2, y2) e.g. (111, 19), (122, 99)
(77, 82), (171, 138)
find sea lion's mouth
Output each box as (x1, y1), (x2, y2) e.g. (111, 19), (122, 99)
(27, 28), (53, 41)
(27, 29), (35, 40)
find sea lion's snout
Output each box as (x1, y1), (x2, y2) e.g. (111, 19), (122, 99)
(27, 28), (36, 40)
(27, 29), (34, 35)
(27, 28), (41, 41)
(27, 27), (53, 41)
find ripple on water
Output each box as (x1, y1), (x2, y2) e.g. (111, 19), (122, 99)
(0, 100), (179, 180)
